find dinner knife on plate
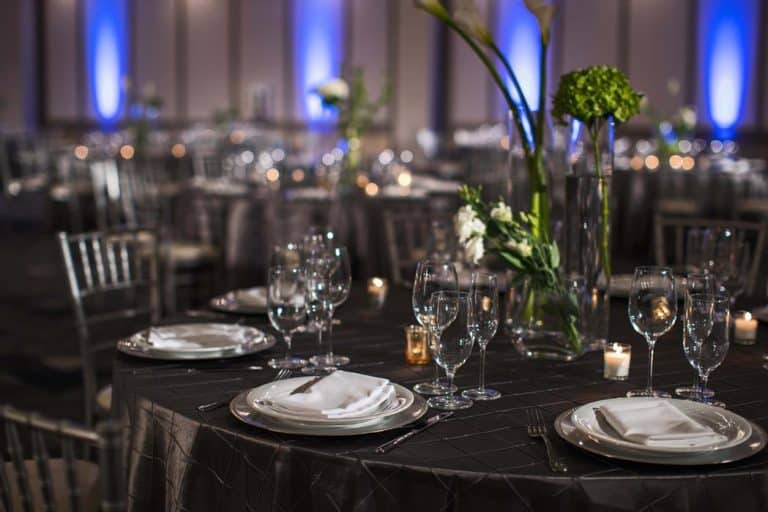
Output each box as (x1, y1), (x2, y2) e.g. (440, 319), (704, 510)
(375, 412), (453, 454)
(288, 369), (335, 395)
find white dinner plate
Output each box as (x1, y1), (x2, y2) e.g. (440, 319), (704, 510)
(571, 398), (752, 454)
(210, 287), (267, 314)
(609, 274), (686, 298)
(245, 376), (414, 425)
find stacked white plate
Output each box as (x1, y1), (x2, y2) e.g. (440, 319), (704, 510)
(117, 323), (275, 360)
(231, 371), (428, 436)
(555, 397), (766, 465)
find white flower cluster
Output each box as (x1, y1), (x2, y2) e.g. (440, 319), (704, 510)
(314, 78), (349, 103)
(454, 205), (486, 264)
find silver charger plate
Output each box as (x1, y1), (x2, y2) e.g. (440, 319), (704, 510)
(210, 288), (267, 315)
(117, 324), (276, 360)
(230, 383), (429, 436)
(555, 407), (767, 466)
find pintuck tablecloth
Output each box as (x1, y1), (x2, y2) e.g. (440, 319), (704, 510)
(112, 287), (768, 511)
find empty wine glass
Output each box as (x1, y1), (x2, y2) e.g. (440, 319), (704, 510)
(676, 272), (716, 399)
(267, 266), (308, 369)
(270, 243), (303, 269)
(684, 293), (730, 407)
(428, 291), (475, 410)
(627, 266), (677, 398)
(309, 246), (352, 367)
(710, 228), (749, 304)
(302, 268), (333, 375)
(412, 260), (458, 395)
(462, 272), (500, 401)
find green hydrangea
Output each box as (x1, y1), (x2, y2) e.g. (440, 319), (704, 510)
(552, 65), (642, 125)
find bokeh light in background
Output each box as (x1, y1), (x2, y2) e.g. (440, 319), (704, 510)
(294, 0), (344, 121)
(699, 0), (757, 138)
(85, 0), (127, 124)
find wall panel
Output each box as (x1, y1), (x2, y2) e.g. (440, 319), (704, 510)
(560, 0), (619, 72)
(186, 0), (229, 121)
(448, 0), (490, 126)
(44, 0), (79, 121)
(135, 0), (177, 119)
(350, 0), (389, 122)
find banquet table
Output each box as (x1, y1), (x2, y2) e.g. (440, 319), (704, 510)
(112, 286), (768, 511)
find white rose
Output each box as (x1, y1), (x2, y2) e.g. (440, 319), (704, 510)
(314, 78), (349, 102)
(679, 107), (696, 128)
(490, 202), (512, 223)
(454, 205), (485, 244)
(464, 236), (485, 264)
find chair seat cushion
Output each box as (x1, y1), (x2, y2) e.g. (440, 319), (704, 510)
(4, 459), (100, 511)
(162, 242), (218, 266)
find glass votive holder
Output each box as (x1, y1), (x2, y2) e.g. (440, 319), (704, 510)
(733, 311), (758, 345)
(603, 342), (631, 381)
(405, 325), (431, 365)
(367, 277), (389, 310)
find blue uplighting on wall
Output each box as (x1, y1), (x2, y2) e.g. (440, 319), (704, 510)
(293, 0), (343, 122)
(85, 0), (127, 124)
(699, 0), (757, 138)
(496, 0), (542, 112)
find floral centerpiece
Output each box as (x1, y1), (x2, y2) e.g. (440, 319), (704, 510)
(314, 69), (390, 185)
(417, 0), (641, 357)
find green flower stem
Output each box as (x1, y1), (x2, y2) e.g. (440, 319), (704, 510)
(589, 122), (612, 278)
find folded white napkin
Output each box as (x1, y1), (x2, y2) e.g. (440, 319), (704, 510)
(270, 371), (395, 419)
(598, 399), (728, 449)
(235, 287), (267, 308)
(147, 324), (248, 350)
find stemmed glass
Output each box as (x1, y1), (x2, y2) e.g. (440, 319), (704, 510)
(428, 291), (475, 410)
(684, 293), (730, 407)
(676, 272), (716, 399)
(309, 246), (352, 367)
(627, 266), (677, 398)
(412, 261), (459, 395)
(266, 266), (308, 369)
(709, 228), (749, 305)
(462, 272), (500, 401)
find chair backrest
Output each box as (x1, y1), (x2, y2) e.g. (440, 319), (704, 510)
(653, 215), (766, 295)
(57, 230), (159, 425)
(383, 210), (436, 287)
(0, 406), (125, 512)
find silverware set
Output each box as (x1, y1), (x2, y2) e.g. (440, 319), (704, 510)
(197, 368), (292, 413)
(526, 407), (568, 473)
(375, 412), (453, 453)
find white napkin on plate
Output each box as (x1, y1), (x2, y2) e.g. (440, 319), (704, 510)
(147, 324), (249, 350)
(270, 371), (395, 419)
(598, 399), (728, 448)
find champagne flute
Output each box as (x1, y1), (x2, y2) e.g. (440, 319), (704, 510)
(462, 272), (500, 401)
(676, 272), (716, 399)
(309, 246), (352, 367)
(428, 291), (475, 410)
(412, 260), (459, 395)
(267, 266), (308, 369)
(684, 293), (730, 407)
(627, 266), (677, 398)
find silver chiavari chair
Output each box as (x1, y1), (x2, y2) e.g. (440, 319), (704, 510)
(0, 406), (125, 512)
(57, 230), (159, 426)
(382, 210), (434, 287)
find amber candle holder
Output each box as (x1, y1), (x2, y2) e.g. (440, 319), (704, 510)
(366, 277), (389, 310)
(405, 325), (431, 365)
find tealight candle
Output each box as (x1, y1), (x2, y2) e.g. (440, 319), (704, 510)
(733, 311), (758, 345)
(367, 277), (389, 310)
(405, 325), (431, 365)
(604, 343), (631, 381)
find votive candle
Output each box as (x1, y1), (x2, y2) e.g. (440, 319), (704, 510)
(405, 325), (431, 365)
(367, 277), (389, 310)
(604, 343), (631, 380)
(733, 311), (758, 345)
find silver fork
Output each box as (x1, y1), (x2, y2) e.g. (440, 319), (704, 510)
(526, 407), (568, 473)
(197, 368), (292, 412)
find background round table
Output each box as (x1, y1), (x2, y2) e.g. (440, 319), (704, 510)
(112, 287), (768, 511)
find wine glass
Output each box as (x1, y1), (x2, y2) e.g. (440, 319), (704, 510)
(676, 272), (716, 399)
(309, 246), (352, 367)
(270, 243), (303, 269)
(462, 272), (500, 401)
(684, 293), (730, 407)
(627, 266), (677, 398)
(710, 228), (749, 304)
(412, 260), (458, 395)
(302, 268), (333, 375)
(267, 266), (308, 369)
(428, 291), (475, 410)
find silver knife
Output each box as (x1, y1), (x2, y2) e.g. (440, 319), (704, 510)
(375, 412), (453, 454)
(288, 370), (334, 395)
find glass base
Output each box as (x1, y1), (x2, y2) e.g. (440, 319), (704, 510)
(309, 354), (350, 367)
(461, 387), (501, 400)
(268, 356), (307, 370)
(626, 388), (671, 398)
(428, 394), (473, 410)
(675, 386), (714, 399)
(299, 365), (337, 376)
(413, 380), (457, 396)
(700, 399), (726, 408)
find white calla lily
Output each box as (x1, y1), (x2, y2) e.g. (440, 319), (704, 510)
(523, 0), (554, 44)
(453, 0), (492, 46)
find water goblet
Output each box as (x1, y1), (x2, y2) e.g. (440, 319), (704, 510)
(412, 260), (458, 395)
(309, 246), (352, 367)
(267, 266), (308, 369)
(684, 293), (730, 407)
(427, 291), (475, 410)
(462, 272), (500, 401)
(675, 272), (716, 399)
(627, 266), (677, 398)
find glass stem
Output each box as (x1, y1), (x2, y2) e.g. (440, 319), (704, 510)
(691, 371), (700, 391)
(326, 304), (335, 359)
(479, 345), (487, 391)
(284, 333), (292, 359)
(430, 331), (441, 385)
(700, 374), (709, 403)
(646, 337), (656, 392)
(446, 370), (455, 400)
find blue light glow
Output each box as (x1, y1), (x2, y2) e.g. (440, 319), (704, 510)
(293, 0), (343, 122)
(85, 0), (127, 124)
(496, 0), (541, 111)
(699, 0), (757, 138)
